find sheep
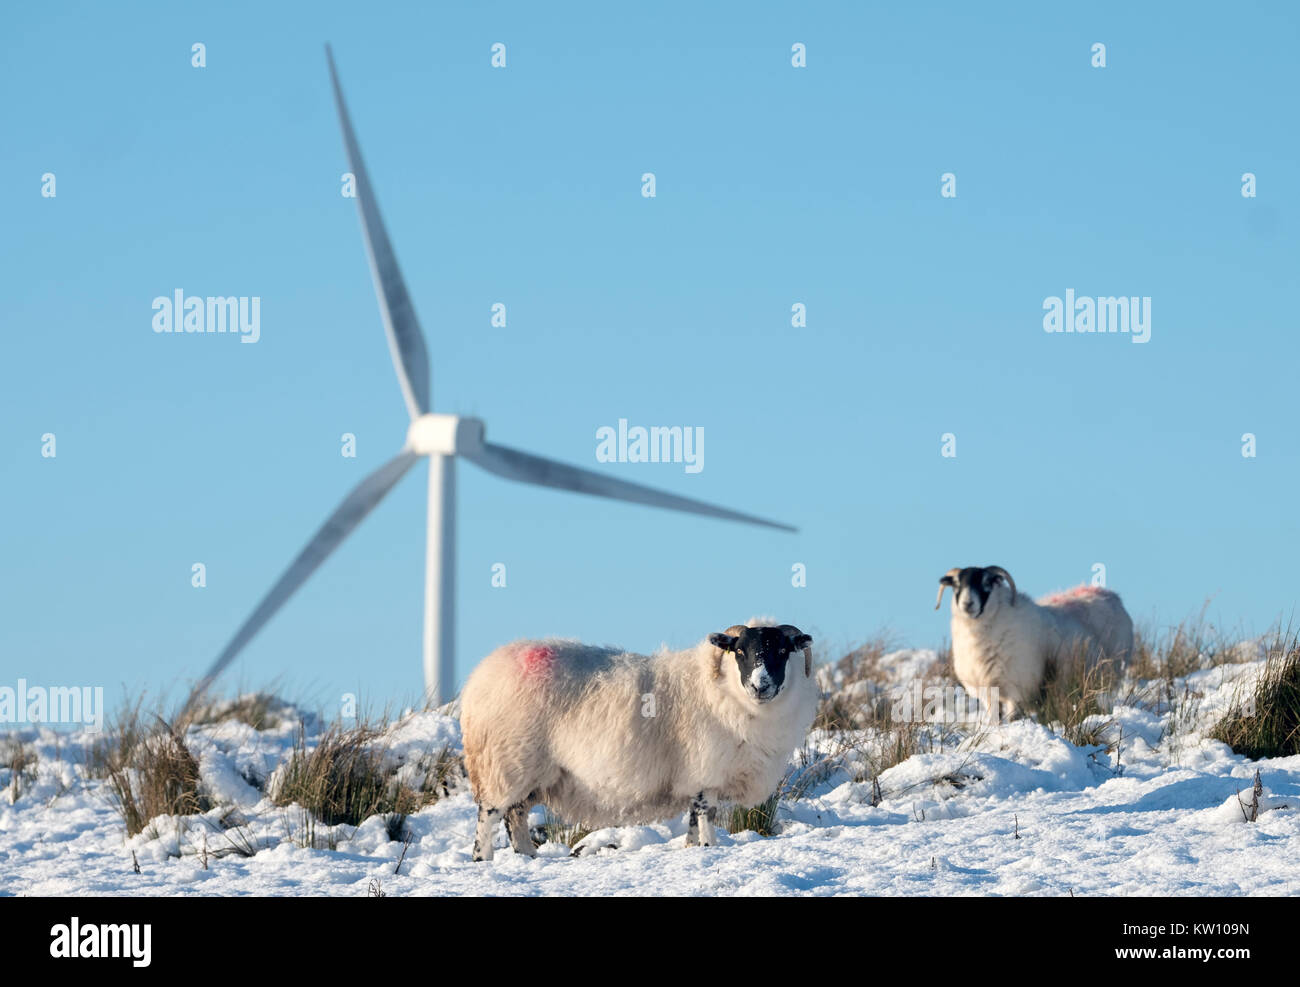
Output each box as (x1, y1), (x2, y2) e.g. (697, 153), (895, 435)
(459, 619), (816, 861)
(934, 565), (1134, 721)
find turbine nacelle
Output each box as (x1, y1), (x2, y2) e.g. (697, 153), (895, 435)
(404, 413), (485, 457)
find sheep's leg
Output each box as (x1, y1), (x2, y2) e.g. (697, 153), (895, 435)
(978, 687), (1015, 724)
(975, 688), (999, 725)
(473, 805), (502, 862)
(686, 791), (718, 847)
(503, 801), (537, 857)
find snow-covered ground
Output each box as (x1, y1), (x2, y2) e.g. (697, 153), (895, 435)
(1, 649), (1297, 896)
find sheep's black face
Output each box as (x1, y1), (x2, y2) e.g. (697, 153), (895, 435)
(708, 625), (813, 704)
(937, 566), (1013, 618)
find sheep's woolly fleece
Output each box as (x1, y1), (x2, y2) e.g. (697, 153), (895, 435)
(1039, 585), (1120, 605)
(2, 648), (1299, 896)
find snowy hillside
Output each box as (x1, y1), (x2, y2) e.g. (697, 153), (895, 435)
(2, 642), (1298, 897)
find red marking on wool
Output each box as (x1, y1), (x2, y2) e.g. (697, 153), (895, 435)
(1043, 584), (1113, 605)
(519, 644), (556, 675)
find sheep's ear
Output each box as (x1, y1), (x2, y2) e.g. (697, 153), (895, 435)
(777, 625), (811, 648)
(708, 632), (738, 651)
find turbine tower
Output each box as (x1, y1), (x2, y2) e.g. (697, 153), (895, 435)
(193, 47), (795, 707)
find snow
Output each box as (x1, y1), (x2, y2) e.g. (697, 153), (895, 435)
(1, 650), (1298, 896)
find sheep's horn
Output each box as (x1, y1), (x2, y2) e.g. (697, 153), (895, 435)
(777, 624), (813, 678)
(934, 568), (961, 610)
(986, 565), (1017, 604)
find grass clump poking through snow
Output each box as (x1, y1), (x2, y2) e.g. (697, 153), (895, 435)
(539, 810), (591, 850)
(189, 692), (286, 732)
(273, 724), (396, 827)
(809, 634), (970, 804)
(85, 700), (146, 781)
(860, 715), (928, 781)
(1131, 608), (1251, 688)
(727, 791), (780, 837)
(1034, 645), (1118, 749)
(2, 739), (38, 804)
(272, 723), (460, 831)
(1212, 633), (1300, 759)
(102, 712), (211, 837)
(813, 634), (898, 732)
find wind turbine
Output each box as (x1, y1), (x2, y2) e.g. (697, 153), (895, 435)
(193, 46), (795, 706)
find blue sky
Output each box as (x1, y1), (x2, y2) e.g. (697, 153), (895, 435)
(3, 2), (1296, 715)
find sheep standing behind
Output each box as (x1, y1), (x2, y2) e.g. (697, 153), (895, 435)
(935, 565), (1134, 721)
(460, 619), (816, 861)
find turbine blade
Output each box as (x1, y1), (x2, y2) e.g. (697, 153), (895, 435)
(463, 441), (797, 532)
(190, 450), (421, 702)
(326, 44), (431, 419)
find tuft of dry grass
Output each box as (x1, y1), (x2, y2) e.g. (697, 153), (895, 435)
(2, 739), (39, 803)
(1130, 606), (1252, 686)
(85, 699), (149, 781)
(272, 724), (391, 827)
(813, 635), (896, 732)
(103, 713), (211, 837)
(1034, 644), (1119, 749)
(271, 724), (461, 832)
(842, 713), (932, 784)
(1211, 632), (1300, 760)
(285, 807), (345, 850)
(189, 692), (286, 732)
(212, 810), (263, 858)
(726, 791), (780, 837)
(806, 633), (972, 807)
(539, 809), (591, 850)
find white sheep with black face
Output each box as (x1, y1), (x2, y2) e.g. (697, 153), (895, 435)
(935, 565), (1134, 721)
(459, 619), (816, 861)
